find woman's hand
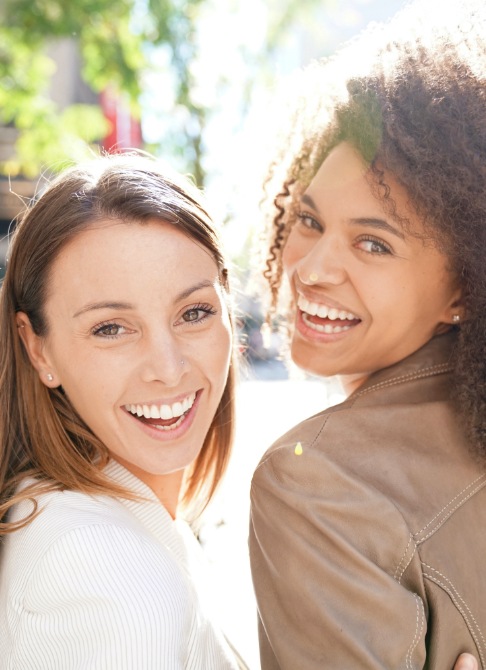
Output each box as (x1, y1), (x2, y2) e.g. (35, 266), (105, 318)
(455, 653), (478, 670)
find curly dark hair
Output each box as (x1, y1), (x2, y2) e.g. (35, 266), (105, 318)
(262, 1), (486, 455)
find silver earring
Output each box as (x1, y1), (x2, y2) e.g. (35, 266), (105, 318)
(452, 314), (460, 324)
(46, 373), (54, 382)
(180, 359), (185, 366)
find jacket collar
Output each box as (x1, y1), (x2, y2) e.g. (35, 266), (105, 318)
(349, 332), (457, 400)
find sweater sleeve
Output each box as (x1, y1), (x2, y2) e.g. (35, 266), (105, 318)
(249, 445), (427, 670)
(14, 523), (191, 669)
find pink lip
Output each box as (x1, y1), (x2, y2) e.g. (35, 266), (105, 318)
(295, 309), (361, 343)
(123, 390), (202, 442)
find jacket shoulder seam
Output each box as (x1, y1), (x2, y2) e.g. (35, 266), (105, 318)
(413, 474), (486, 543)
(394, 533), (417, 583)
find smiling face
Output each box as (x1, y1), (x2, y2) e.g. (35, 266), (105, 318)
(283, 142), (463, 393)
(20, 220), (232, 498)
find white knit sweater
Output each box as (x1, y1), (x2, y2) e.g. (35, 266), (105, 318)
(0, 460), (241, 669)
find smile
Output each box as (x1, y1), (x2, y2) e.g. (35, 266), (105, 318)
(124, 392), (197, 431)
(297, 295), (361, 334)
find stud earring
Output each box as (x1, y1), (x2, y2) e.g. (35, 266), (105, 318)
(452, 314), (460, 324)
(309, 272), (319, 283)
(46, 373), (54, 382)
(180, 359), (185, 366)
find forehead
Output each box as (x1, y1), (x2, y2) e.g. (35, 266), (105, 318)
(47, 219), (219, 299)
(306, 142), (426, 235)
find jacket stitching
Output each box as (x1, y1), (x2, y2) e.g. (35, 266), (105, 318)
(414, 474), (486, 536)
(309, 414), (332, 449)
(414, 476), (486, 543)
(406, 594), (425, 670)
(352, 363), (453, 399)
(422, 563), (485, 667)
(394, 534), (417, 583)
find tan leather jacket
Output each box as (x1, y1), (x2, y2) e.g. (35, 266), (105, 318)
(250, 333), (486, 669)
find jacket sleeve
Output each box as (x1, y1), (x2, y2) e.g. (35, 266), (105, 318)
(249, 445), (427, 670)
(15, 523), (191, 669)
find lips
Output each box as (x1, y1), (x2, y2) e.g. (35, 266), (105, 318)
(297, 295), (361, 335)
(124, 392), (197, 431)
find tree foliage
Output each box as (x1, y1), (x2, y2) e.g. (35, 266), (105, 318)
(0, 0), (202, 177)
(0, 0), (326, 182)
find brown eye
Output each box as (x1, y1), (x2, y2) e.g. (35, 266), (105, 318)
(92, 323), (126, 338)
(297, 212), (323, 233)
(356, 236), (392, 255)
(183, 309), (200, 322)
(179, 303), (217, 325)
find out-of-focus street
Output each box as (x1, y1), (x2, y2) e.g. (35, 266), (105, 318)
(199, 365), (344, 669)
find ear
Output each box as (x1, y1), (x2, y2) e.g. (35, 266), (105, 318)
(446, 289), (467, 326)
(436, 287), (466, 335)
(16, 312), (59, 388)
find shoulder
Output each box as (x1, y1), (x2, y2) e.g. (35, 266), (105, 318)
(2, 488), (189, 612)
(0, 490), (200, 668)
(251, 354), (485, 552)
(6, 486), (143, 558)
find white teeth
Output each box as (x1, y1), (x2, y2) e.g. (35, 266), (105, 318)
(302, 313), (353, 334)
(328, 308), (339, 320)
(172, 402), (183, 416)
(125, 392), (196, 421)
(297, 295), (359, 321)
(160, 405), (173, 420)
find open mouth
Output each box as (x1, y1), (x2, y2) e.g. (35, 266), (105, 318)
(124, 392), (197, 431)
(298, 296), (361, 334)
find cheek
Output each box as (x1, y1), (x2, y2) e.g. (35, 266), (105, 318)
(282, 228), (314, 276)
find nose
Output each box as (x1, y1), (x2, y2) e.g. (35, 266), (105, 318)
(296, 234), (347, 287)
(139, 332), (188, 387)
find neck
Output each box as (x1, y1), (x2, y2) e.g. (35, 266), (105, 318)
(338, 373), (370, 397)
(113, 456), (184, 519)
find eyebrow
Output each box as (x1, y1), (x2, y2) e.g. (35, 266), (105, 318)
(300, 193), (405, 240)
(73, 280), (216, 318)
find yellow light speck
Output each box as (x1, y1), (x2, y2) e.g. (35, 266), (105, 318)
(294, 442), (303, 456)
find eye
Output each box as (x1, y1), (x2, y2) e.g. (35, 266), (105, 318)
(355, 236), (392, 255)
(179, 303), (217, 325)
(297, 212), (323, 233)
(91, 322), (129, 338)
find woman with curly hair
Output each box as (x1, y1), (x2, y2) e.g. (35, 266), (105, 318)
(249, 2), (486, 668)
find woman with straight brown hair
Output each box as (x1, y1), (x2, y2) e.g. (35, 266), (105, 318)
(0, 153), (244, 668)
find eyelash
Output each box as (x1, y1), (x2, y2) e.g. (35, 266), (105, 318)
(355, 235), (393, 255)
(180, 303), (217, 325)
(90, 303), (218, 339)
(91, 321), (128, 339)
(297, 212), (393, 255)
(297, 212), (323, 232)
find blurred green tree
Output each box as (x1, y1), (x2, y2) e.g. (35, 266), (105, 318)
(0, 0), (206, 178)
(0, 0), (323, 183)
